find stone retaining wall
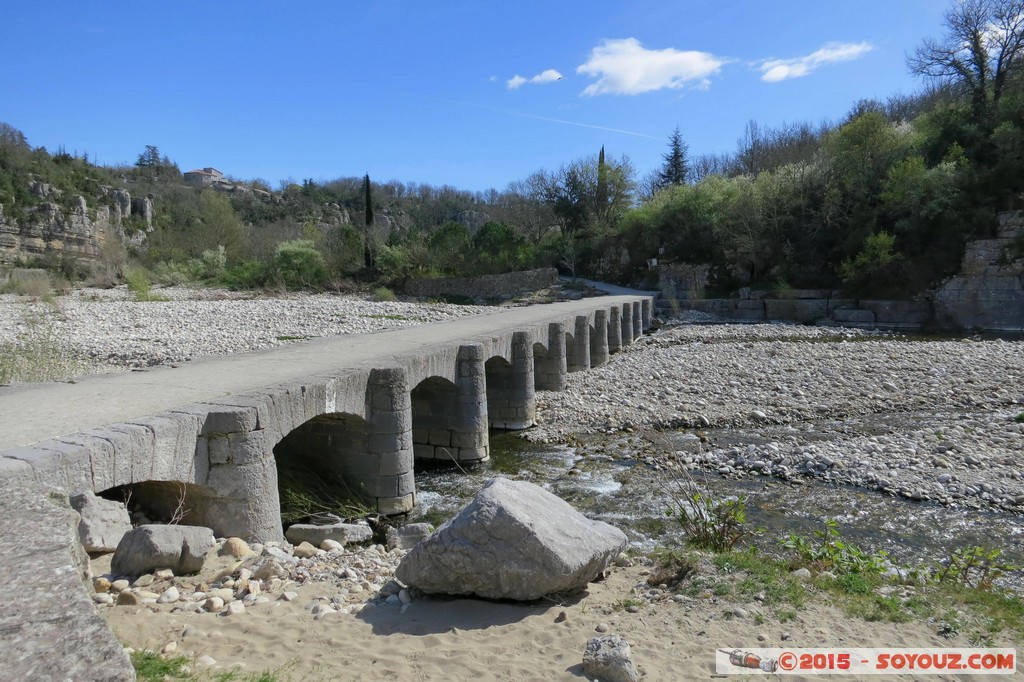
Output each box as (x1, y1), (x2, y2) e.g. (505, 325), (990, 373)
(403, 268), (559, 300)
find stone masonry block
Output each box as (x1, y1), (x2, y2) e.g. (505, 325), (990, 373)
(367, 431), (403, 455)
(377, 494), (415, 516)
(457, 447), (489, 463)
(170, 403), (258, 436)
(126, 413), (202, 484)
(428, 431), (451, 447)
(55, 433), (117, 493)
(413, 444), (436, 459)
(29, 440), (97, 493)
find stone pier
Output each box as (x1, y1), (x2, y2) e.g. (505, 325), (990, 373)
(608, 306), (623, 353)
(486, 331), (536, 429)
(620, 302), (634, 346)
(567, 315), (591, 372)
(411, 344), (490, 464)
(590, 309), (609, 366)
(534, 322), (568, 391)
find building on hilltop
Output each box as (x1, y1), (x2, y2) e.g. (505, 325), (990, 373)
(183, 167), (224, 188)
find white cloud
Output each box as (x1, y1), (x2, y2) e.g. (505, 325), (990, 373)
(758, 41), (874, 83)
(506, 69), (564, 89)
(576, 37), (725, 96)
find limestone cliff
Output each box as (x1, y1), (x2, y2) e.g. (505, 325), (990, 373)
(0, 182), (152, 266)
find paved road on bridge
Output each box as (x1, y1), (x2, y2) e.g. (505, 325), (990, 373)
(0, 296), (644, 451)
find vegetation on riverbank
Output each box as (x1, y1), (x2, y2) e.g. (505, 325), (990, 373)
(4, 0), (1023, 300)
(658, 474), (1024, 645)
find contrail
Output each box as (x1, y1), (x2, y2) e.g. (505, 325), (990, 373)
(419, 95), (662, 140)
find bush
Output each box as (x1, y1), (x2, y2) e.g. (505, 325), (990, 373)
(664, 469), (754, 552)
(372, 286), (397, 302)
(220, 260), (267, 290)
(271, 239), (327, 290)
(780, 518), (889, 575)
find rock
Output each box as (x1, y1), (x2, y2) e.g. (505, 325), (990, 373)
(203, 597), (225, 613)
(394, 478), (627, 601)
(115, 591), (139, 606)
(293, 541), (318, 559)
(582, 635), (640, 682)
(110, 579), (130, 592)
(161, 642), (177, 655)
(791, 568), (812, 580)
(385, 523), (433, 550)
(280, 591), (298, 602)
(157, 586), (180, 604)
(132, 575), (154, 588)
(224, 601), (245, 616)
(92, 593), (114, 606)
(285, 522), (372, 547)
(70, 491), (132, 553)
(219, 537), (254, 558)
(111, 525), (215, 577)
(320, 539), (344, 552)
(93, 577), (111, 593)
(252, 558), (287, 581)
(154, 569), (174, 581)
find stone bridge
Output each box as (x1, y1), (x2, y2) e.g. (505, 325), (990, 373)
(0, 294), (651, 678)
(0, 294), (651, 542)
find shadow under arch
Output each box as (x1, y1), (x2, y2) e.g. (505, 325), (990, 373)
(273, 412), (378, 524)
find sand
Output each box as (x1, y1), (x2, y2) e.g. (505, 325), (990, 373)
(99, 553), (1022, 681)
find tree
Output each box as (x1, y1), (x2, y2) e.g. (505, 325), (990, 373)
(136, 145), (161, 168)
(363, 173), (374, 228)
(362, 174), (374, 269)
(0, 122), (28, 150)
(908, 0), (1024, 115)
(655, 127), (689, 189)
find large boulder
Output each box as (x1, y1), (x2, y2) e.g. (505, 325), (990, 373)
(70, 491), (132, 553)
(394, 478), (627, 600)
(110, 525), (215, 577)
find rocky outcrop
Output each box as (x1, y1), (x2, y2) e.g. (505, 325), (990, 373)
(930, 211), (1024, 331)
(394, 478), (627, 600)
(0, 181), (152, 265)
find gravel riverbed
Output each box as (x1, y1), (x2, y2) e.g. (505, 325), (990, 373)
(529, 323), (1024, 515)
(0, 286), (484, 374)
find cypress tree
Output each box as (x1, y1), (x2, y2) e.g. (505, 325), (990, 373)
(363, 174), (374, 228)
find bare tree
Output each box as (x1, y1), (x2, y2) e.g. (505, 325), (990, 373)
(908, 0), (1024, 113)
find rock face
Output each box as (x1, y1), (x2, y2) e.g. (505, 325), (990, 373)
(111, 524), (215, 577)
(583, 635), (640, 682)
(69, 491), (132, 553)
(0, 477), (134, 680)
(394, 478), (627, 601)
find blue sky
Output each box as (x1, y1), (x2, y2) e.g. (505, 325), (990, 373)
(2, 1), (951, 193)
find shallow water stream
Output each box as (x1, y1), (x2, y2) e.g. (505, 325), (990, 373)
(411, 428), (1024, 587)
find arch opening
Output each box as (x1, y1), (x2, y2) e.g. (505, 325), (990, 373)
(273, 412), (378, 527)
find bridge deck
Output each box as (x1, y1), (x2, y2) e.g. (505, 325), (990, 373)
(0, 296), (644, 452)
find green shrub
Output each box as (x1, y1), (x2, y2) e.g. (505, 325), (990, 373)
(220, 260), (267, 290)
(780, 518), (889, 575)
(935, 545), (1016, 590)
(272, 240), (327, 290)
(372, 286), (397, 302)
(664, 470), (754, 552)
(199, 244), (227, 279)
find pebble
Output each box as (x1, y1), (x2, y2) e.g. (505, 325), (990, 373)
(156, 587), (179, 604)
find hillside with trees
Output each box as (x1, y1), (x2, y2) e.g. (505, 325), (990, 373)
(2, 0), (1022, 299)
